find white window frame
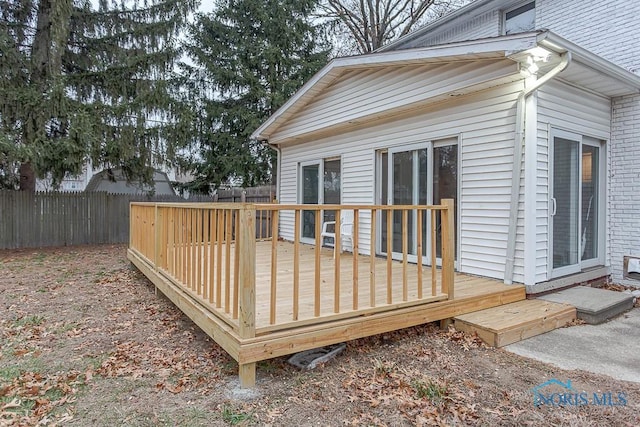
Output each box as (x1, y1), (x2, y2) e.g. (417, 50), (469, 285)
(297, 157), (343, 244)
(548, 129), (606, 279)
(374, 138), (460, 267)
(503, 1), (536, 35)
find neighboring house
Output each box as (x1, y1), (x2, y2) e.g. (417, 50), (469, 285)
(36, 166), (96, 192)
(252, 0), (640, 291)
(36, 162), (180, 196)
(84, 167), (176, 196)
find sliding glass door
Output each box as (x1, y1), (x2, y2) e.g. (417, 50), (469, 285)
(550, 130), (603, 278)
(378, 140), (458, 263)
(299, 158), (341, 243)
(381, 147), (427, 257)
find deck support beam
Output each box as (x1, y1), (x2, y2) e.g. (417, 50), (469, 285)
(239, 362), (256, 388)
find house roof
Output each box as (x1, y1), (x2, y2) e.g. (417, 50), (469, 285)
(376, 0), (508, 52)
(375, 0), (543, 53)
(252, 31), (640, 143)
(86, 168), (176, 195)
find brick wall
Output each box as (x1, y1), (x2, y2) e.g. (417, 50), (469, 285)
(400, 0), (640, 73)
(537, 0), (640, 73)
(610, 94), (640, 284)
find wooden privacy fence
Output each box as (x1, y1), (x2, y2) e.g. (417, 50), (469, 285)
(129, 200), (455, 336)
(0, 191), (136, 249)
(0, 187), (275, 250)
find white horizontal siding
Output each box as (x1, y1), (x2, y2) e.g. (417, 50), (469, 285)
(538, 81), (611, 139)
(274, 59), (518, 142)
(535, 80), (611, 283)
(278, 79), (523, 281)
(399, 10), (501, 50)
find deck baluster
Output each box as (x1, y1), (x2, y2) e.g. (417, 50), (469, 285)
(441, 199), (455, 300)
(352, 209), (359, 310)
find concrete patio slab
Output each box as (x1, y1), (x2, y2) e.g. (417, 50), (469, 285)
(538, 286), (634, 324)
(505, 308), (640, 383)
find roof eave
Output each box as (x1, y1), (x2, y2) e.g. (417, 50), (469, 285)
(537, 32), (640, 94)
(251, 32), (540, 142)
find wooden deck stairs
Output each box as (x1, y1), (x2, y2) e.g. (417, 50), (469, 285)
(453, 299), (577, 347)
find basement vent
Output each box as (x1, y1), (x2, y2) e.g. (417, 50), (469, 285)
(623, 256), (640, 280)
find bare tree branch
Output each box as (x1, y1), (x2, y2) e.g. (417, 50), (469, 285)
(320, 0), (469, 54)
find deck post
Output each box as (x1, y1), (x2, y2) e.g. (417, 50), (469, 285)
(441, 199), (455, 300)
(238, 205), (256, 387)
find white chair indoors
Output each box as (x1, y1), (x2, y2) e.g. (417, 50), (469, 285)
(320, 210), (354, 257)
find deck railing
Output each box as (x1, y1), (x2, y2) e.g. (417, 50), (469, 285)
(129, 200), (455, 340)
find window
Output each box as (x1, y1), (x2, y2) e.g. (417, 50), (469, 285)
(299, 157), (341, 242)
(505, 1), (535, 35)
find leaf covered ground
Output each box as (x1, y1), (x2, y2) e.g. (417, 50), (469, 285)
(1, 245), (638, 426)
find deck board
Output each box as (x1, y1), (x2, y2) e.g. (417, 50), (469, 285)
(165, 240), (517, 329)
(129, 239), (526, 371)
(156, 240), (523, 332)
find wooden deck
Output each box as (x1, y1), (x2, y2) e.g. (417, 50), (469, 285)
(128, 201), (525, 387)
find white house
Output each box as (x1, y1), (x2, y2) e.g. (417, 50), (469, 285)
(252, 0), (640, 292)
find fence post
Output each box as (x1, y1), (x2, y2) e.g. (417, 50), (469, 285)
(441, 199), (455, 300)
(237, 204), (256, 388)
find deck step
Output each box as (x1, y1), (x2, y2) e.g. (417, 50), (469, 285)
(453, 299), (576, 347)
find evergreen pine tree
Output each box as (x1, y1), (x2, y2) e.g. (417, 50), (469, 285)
(0, 0), (197, 191)
(181, 0), (329, 193)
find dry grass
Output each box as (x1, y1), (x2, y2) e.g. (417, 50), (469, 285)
(1, 245), (639, 426)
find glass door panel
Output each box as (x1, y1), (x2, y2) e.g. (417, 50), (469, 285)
(323, 159), (341, 224)
(392, 151), (415, 253)
(380, 152), (389, 251)
(378, 143), (457, 263)
(581, 145), (599, 261)
(552, 136), (580, 272)
(433, 145), (458, 259)
(301, 163), (319, 240)
(418, 150), (428, 256)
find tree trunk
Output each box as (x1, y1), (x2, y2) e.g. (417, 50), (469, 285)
(19, 0), (71, 192)
(19, 162), (37, 192)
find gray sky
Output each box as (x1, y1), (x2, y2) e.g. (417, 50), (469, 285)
(198, 0), (215, 13)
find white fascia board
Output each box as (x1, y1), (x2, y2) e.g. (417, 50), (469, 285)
(252, 32), (540, 142)
(537, 32), (640, 93)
